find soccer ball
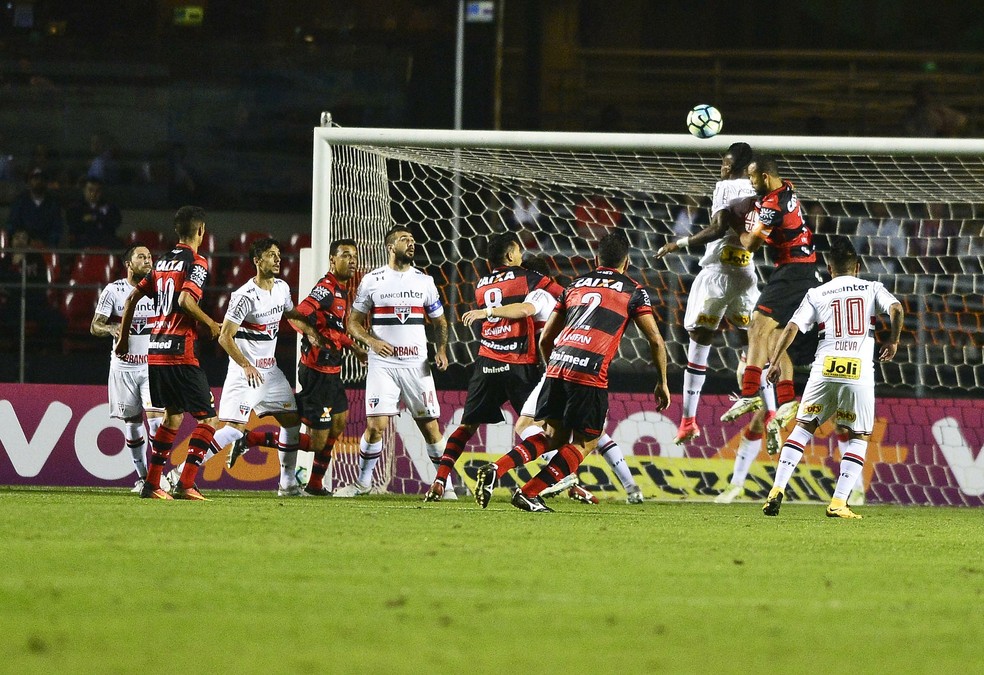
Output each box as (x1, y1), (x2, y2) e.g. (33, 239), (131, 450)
(687, 104), (723, 138)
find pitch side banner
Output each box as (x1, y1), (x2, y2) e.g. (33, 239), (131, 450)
(0, 385), (981, 506)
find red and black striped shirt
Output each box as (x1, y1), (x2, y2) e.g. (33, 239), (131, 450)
(295, 271), (354, 375)
(137, 243), (209, 366)
(474, 265), (553, 365)
(545, 267), (653, 388)
(754, 180), (816, 266)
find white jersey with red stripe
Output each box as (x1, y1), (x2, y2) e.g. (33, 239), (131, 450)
(789, 275), (899, 387)
(224, 278), (294, 370)
(353, 265), (444, 369)
(96, 278), (157, 371)
(699, 177), (757, 276)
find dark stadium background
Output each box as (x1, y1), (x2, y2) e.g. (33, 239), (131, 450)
(1, 0), (982, 390)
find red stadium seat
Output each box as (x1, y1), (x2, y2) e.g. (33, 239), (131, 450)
(199, 232), (217, 256)
(229, 231), (272, 254)
(289, 232), (311, 251)
(279, 255), (299, 290)
(224, 256), (255, 291)
(60, 288), (102, 350)
(69, 250), (117, 286)
(124, 229), (167, 253)
(42, 251), (62, 304)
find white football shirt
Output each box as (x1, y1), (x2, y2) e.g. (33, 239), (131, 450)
(96, 278), (157, 370)
(699, 177), (757, 276)
(789, 275), (900, 386)
(224, 278), (294, 370)
(353, 265), (444, 368)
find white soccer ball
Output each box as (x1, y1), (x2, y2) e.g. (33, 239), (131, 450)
(687, 104), (723, 138)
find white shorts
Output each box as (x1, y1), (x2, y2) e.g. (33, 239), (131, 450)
(520, 374), (546, 418)
(365, 363), (440, 419)
(684, 267), (759, 332)
(796, 376), (875, 435)
(218, 364), (297, 424)
(108, 363), (163, 419)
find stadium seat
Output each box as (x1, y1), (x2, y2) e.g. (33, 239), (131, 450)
(60, 288), (102, 351)
(199, 232), (217, 256)
(279, 255), (299, 290)
(0, 229), (7, 251)
(224, 255), (255, 291)
(69, 251), (118, 287)
(288, 232), (311, 251)
(42, 251), (62, 304)
(229, 231), (272, 254)
(124, 229), (167, 252)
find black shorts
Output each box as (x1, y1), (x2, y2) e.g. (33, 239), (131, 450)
(296, 364), (350, 429)
(460, 357), (542, 425)
(534, 377), (607, 440)
(756, 264), (822, 326)
(149, 364), (216, 420)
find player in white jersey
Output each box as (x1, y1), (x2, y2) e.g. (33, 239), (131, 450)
(655, 143), (777, 502)
(168, 237), (323, 496)
(91, 243), (166, 493)
(762, 236), (903, 519)
(337, 225), (449, 497)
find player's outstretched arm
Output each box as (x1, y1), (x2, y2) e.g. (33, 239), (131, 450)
(655, 212), (729, 260)
(462, 301), (536, 326)
(178, 291), (220, 340)
(218, 318), (263, 386)
(347, 308), (394, 357)
(879, 302), (905, 362)
(766, 322), (800, 383)
(430, 314), (449, 371)
(90, 312), (118, 339)
(634, 313), (671, 411)
(284, 307), (323, 349)
(113, 287), (140, 357)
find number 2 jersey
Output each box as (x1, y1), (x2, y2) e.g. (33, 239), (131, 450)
(352, 265), (444, 368)
(473, 265), (556, 365)
(136, 242), (209, 366)
(96, 278), (157, 370)
(789, 275), (899, 386)
(224, 278), (294, 371)
(545, 266), (654, 388)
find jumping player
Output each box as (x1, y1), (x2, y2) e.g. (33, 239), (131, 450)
(761, 237), (903, 518)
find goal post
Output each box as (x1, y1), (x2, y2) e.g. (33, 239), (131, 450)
(309, 123), (984, 500)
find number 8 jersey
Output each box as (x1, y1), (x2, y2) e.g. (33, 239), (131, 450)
(136, 243), (210, 366)
(789, 275), (900, 386)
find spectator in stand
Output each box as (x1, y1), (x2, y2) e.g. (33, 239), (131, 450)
(86, 132), (120, 185)
(5, 167), (63, 247)
(66, 177), (122, 248)
(0, 228), (65, 351)
(904, 82), (967, 138)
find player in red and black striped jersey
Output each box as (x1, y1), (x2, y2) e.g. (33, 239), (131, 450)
(288, 239), (366, 495)
(475, 232), (671, 513)
(722, 154), (823, 451)
(115, 206), (221, 500)
(424, 232), (556, 502)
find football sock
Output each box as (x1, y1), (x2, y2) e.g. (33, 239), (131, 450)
(179, 423), (216, 489)
(682, 340), (711, 418)
(522, 443), (583, 498)
(732, 427), (763, 486)
(278, 425), (300, 487)
(776, 380), (796, 407)
(773, 425), (812, 490)
(599, 433), (636, 490)
(212, 425), (244, 453)
(760, 367), (777, 412)
(146, 415), (163, 438)
(833, 438), (868, 501)
(307, 436), (337, 490)
(436, 426), (475, 482)
(519, 424), (543, 441)
(356, 437), (383, 487)
(740, 365), (762, 397)
(124, 421), (148, 479)
(146, 425), (178, 487)
(244, 430), (312, 450)
(495, 432), (549, 478)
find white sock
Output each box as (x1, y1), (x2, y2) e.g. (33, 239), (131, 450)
(124, 421), (148, 479)
(519, 424), (543, 441)
(833, 438), (868, 501)
(773, 425), (812, 490)
(277, 424), (301, 486)
(732, 430), (761, 486)
(599, 433), (636, 489)
(760, 367), (777, 412)
(212, 425), (244, 452)
(147, 415), (163, 437)
(357, 437), (383, 487)
(682, 341), (711, 418)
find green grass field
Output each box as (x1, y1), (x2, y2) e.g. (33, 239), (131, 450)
(1, 488), (982, 674)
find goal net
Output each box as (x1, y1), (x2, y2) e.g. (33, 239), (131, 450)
(310, 124), (984, 502)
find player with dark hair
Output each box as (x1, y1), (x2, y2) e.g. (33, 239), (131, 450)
(475, 232), (670, 512)
(424, 232), (555, 501)
(91, 243), (165, 493)
(115, 205), (220, 500)
(761, 236), (903, 518)
(721, 154), (822, 454)
(336, 225), (449, 497)
(655, 143), (777, 500)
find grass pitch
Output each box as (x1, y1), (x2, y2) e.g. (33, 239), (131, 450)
(1, 488), (982, 674)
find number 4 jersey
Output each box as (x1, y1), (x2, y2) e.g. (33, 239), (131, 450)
(789, 275), (900, 386)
